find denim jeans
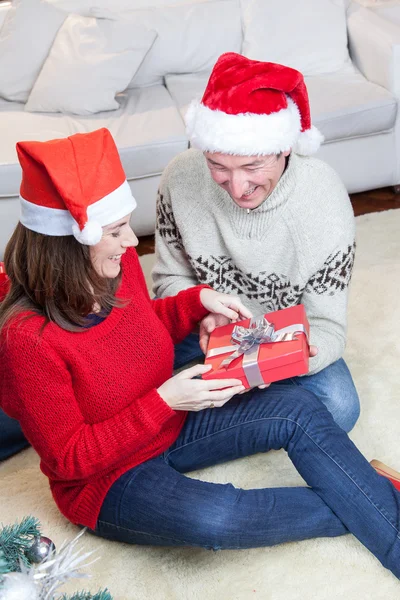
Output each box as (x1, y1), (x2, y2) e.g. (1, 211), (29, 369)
(0, 409), (29, 460)
(174, 332), (360, 433)
(94, 385), (400, 579)
(0, 331), (360, 460)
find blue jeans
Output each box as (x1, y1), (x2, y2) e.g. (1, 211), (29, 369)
(0, 410), (29, 461)
(93, 385), (400, 579)
(0, 332), (360, 459)
(174, 332), (360, 433)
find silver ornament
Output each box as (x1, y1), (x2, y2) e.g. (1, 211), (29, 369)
(25, 536), (55, 564)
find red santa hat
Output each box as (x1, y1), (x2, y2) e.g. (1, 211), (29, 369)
(185, 53), (323, 156)
(16, 128), (137, 246)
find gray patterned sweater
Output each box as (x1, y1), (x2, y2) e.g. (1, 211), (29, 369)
(153, 149), (355, 375)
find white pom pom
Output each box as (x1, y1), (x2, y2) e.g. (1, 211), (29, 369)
(294, 126), (324, 156)
(72, 220), (103, 246)
(1, 572), (38, 600)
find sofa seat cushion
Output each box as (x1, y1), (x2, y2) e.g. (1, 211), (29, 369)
(0, 84), (187, 197)
(166, 69), (397, 146)
(306, 69), (397, 143)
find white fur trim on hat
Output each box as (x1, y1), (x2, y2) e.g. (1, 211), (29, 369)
(185, 98), (321, 156)
(20, 180), (137, 243)
(72, 220), (103, 245)
(293, 126), (324, 156)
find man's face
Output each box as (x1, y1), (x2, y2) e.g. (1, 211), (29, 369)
(204, 151), (290, 210)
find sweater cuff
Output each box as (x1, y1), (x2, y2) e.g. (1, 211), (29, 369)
(176, 284), (211, 324)
(138, 388), (177, 429)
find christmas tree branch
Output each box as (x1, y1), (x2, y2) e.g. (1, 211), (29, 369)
(60, 590), (113, 600)
(0, 516), (41, 572)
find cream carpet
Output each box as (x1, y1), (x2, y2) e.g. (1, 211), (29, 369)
(1, 209), (400, 599)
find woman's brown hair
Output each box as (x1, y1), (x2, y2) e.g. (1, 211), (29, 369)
(0, 223), (123, 334)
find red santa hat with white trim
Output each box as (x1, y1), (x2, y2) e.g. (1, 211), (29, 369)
(16, 127), (136, 246)
(185, 53), (323, 156)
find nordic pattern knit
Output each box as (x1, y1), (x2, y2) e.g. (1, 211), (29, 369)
(153, 150), (356, 375)
(0, 248), (209, 529)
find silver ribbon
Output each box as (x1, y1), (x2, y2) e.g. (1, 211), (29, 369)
(206, 316), (308, 387)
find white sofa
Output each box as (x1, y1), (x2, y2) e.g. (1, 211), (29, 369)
(0, 0), (399, 259)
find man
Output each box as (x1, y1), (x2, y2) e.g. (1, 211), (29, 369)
(153, 52), (359, 433)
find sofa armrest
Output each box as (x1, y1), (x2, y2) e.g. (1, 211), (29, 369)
(347, 7), (400, 97)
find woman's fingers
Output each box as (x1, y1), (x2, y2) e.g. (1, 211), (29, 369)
(201, 385), (245, 403)
(235, 302), (252, 319)
(213, 304), (240, 320)
(177, 363), (212, 379)
(201, 378), (243, 390)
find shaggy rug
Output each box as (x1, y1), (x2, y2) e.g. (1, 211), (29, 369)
(1, 209), (400, 599)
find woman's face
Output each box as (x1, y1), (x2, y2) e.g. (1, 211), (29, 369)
(90, 213), (138, 279)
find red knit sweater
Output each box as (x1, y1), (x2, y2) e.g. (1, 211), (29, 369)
(0, 249), (209, 529)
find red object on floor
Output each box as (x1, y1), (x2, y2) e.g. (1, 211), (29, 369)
(0, 262), (9, 301)
(203, 304), (310, 390)
(371, 460), (400, 492)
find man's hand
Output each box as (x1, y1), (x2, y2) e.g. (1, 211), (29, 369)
(309, 345), (318, 357)
(199, 313), (232, 354)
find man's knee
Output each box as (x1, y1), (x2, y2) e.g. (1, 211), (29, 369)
(325, 386), (360, 433)
(271, 385), (328, 423)
(298, 361), (360, 433)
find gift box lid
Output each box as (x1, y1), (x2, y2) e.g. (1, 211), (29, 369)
(204, 304), (309, 379)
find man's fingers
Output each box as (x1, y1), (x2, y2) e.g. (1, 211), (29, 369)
(204, 320), (216, 333)
(199, 334), (208, 353)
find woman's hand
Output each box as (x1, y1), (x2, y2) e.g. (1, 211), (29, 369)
(199, 289), (252, 321)
(157, 364), (244, 411)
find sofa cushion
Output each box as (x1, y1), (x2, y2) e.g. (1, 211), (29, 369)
(165, 71), (211, 118)
(25, 15), (157, 116)
(165, 69), (398, 144)
(0, 3), (10, 29)
(91, 0), (242, 88)
(50, 0), (221, 8)
(306, 70), (397, 142)
(0, 0), (66, 103)
(241, 0), (351, 76)
(0, 85), (187, 197)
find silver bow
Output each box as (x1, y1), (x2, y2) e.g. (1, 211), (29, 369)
(206, 315), (308, 387)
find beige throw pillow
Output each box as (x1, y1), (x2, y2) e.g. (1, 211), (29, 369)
(91, 0), (242, 88)
(25, 14), (157, 115)
(241, 0), (351, 76)
(0, 0), (66, 102)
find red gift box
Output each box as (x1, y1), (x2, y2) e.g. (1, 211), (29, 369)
(203, 304), (310, 389)
(0, 262), (10, 302)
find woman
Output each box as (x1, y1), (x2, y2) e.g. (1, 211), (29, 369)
(1, 128), (400, 579)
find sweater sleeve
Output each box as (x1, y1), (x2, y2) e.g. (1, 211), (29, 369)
(0, 332), (176, 481)
(152, 185), (200, 298)
(126, 247), (210, 344)
(303, 239), (356, 374)
(290, 158), (356, 376)
(151, 287), (210, 344)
